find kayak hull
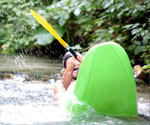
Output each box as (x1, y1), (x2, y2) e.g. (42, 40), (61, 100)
(72, 42), (137, 117)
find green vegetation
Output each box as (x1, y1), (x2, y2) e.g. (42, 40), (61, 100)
(0, 0), (150, 65)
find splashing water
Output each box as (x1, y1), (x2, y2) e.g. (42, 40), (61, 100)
(0, 79), (69, 124)
(138, 93), (150, 118)
(0, 78), (149, 125)
(0, 55), (149, 124)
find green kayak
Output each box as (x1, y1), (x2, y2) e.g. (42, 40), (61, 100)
(67, 42), (137, 117)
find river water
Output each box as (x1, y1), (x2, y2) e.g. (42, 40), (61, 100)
(0, 55), (149, 125)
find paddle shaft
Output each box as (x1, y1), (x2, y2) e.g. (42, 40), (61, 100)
(68, 47), (77, 59)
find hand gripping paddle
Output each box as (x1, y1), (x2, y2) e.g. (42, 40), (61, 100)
(30, 9), (77, 59)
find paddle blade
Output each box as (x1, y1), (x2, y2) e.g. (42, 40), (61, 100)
(30, 9), (67, 48)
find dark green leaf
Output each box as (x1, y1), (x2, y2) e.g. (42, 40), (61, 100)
(34, 25), (65, 45)
(34, 26), (54, 45)
(140, 46), (146, 52)
(128, 44), (136, 51)
(58, 17), (66, 26)
(134, 46), (140, 55)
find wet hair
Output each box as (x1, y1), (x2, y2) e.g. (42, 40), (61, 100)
(63, 52), (73, 68)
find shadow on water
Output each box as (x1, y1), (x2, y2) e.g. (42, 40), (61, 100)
(0, 55), (149, 125)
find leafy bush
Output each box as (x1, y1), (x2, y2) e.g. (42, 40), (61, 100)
(0, 0), (60, 53)
(0, 0), (149, 65)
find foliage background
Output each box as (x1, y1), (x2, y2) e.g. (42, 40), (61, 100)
(0, 0), (150, 65)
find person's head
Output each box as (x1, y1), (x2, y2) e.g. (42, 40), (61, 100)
(63, 52), (73, 68)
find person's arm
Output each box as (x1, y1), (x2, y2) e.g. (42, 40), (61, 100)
(76, 52), (84, 62)
(54, 80), (63, 101)
(62, 53), (84, 90)
(62, 60), (75, 90)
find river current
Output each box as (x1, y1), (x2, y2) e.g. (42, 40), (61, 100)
(0, 55), (149, 125)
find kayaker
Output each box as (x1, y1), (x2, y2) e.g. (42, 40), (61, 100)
(54, 52), (83, 101)
(62, 52), (83, 90)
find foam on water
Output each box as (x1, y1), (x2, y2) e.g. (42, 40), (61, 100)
(138, 97), (150, 118)
(0, 78), (149, 125)
(0, 79), (70, 124)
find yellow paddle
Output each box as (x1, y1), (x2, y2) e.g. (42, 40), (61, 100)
(30, 9), (77, 59)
